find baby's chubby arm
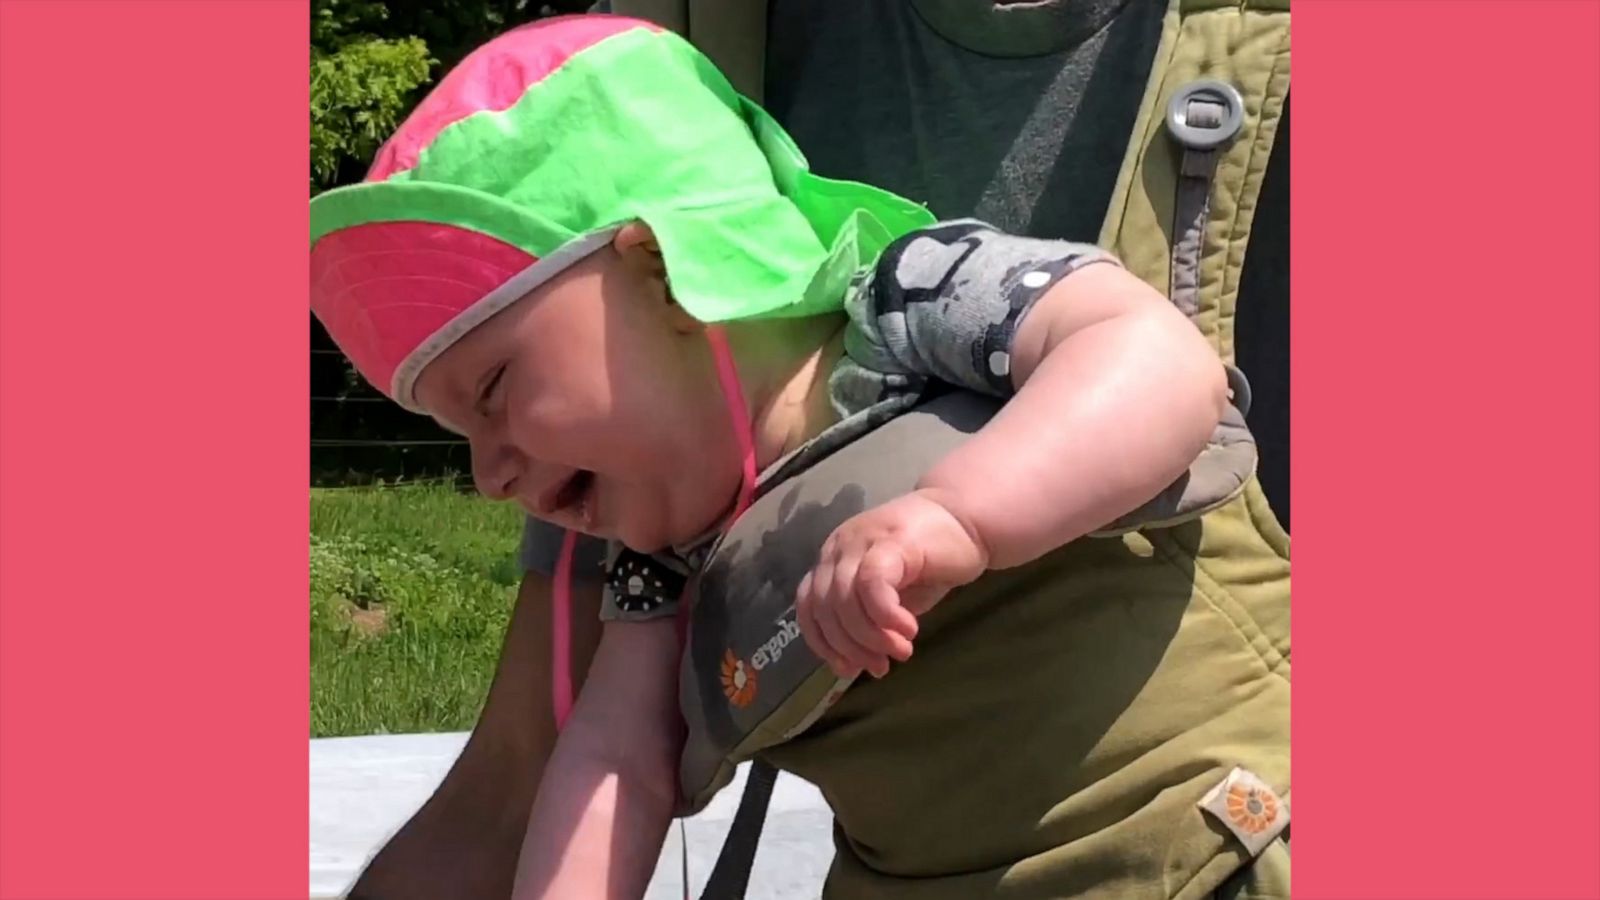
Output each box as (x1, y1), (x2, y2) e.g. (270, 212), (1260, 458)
(511, 619), (681, 900)
(923, 260), (1228, 567)
(798, 260), (1227, 677)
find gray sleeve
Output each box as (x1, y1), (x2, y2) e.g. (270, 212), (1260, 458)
(521, 517), (685, 622)
(518, 515), (609, 578)
(843, 219), (1119, 396)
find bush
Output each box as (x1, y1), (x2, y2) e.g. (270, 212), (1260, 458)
(310, 35), (434, 191)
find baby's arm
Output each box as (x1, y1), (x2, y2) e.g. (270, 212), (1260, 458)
(510, 618), (681, 900)
(799, 223), (1227, 675)
(921, 260), (1227, 568)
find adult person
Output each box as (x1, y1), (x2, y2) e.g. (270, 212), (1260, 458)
(348, 2), (1289, 897)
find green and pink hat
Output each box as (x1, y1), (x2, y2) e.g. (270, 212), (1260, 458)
(310, 14), (933, 411)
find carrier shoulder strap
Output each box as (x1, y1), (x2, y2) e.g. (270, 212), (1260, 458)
(1099, 0), (1291, 366)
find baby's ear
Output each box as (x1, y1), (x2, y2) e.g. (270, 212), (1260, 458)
(614, 220), (699, 333)
(612, 221), (663, 275)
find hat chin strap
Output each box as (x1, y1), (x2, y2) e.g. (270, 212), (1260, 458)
(550, 325), (757, 730)
(701, 325), (760, 520)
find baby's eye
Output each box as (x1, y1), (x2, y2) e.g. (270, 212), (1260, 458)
(477, 364), (506, 411)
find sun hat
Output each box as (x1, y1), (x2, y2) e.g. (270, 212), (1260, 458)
(309, 14), (934, 411)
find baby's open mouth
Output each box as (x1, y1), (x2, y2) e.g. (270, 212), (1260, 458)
(552, 470), (595, 527)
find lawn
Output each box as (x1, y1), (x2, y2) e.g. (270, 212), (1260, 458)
(310, 481), (523, 737)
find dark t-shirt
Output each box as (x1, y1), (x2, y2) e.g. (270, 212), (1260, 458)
(766, 0), (1160, 243)
(766, 0), (1289, 528)
(524, 0), (1290, 575)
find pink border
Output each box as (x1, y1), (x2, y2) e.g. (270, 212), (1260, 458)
(1294, 1), (1600, 897)
(0, 1), (1596, 898)
(0, 2), (309, 897)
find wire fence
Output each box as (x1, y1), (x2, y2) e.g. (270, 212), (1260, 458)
(311, 327), (474, 488)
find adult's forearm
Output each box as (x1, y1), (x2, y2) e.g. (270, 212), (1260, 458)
(512, 619), (682, 900)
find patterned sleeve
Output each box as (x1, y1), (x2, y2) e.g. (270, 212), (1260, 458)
(840, 219), (1120, 398)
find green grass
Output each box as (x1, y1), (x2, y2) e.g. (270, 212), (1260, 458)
(310, 482), (524, 737)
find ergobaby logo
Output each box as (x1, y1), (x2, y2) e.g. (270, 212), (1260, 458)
(720, 649), (757, 708)
(1197, 767), (1289, 856)
(751, 614), (801, 671)
(721, 613), (802, 708)
(1224, 780), (1281, 835)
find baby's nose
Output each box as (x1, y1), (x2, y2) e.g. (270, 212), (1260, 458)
(470, 439), (520, 501)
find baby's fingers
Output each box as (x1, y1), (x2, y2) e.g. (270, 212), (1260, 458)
(860, 579), (915, 665)
(857, 544), (919, 640)
(797, 570), (855, 677)
(815, 593), (881, 678)
(833, 592), (903, 676)
(831, 553), (907, 666)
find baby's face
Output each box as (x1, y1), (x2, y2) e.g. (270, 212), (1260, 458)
(413, 227), (746, 553)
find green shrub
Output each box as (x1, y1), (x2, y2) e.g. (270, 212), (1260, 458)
(310, 36), (434, 192)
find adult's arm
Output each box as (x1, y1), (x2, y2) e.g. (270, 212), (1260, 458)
(511, 618), (682, 900)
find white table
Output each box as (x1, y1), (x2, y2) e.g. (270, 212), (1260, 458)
(310, 733), (835, 899)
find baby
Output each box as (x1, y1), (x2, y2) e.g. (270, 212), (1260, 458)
(312, 15), (1236, 898)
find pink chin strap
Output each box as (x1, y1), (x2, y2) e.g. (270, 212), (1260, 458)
(550, 325), (757, 729)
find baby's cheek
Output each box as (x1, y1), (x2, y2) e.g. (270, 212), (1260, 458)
(502, 401), (584, 468)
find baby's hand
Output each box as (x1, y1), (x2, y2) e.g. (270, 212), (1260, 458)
(795, 489), (989, 679)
